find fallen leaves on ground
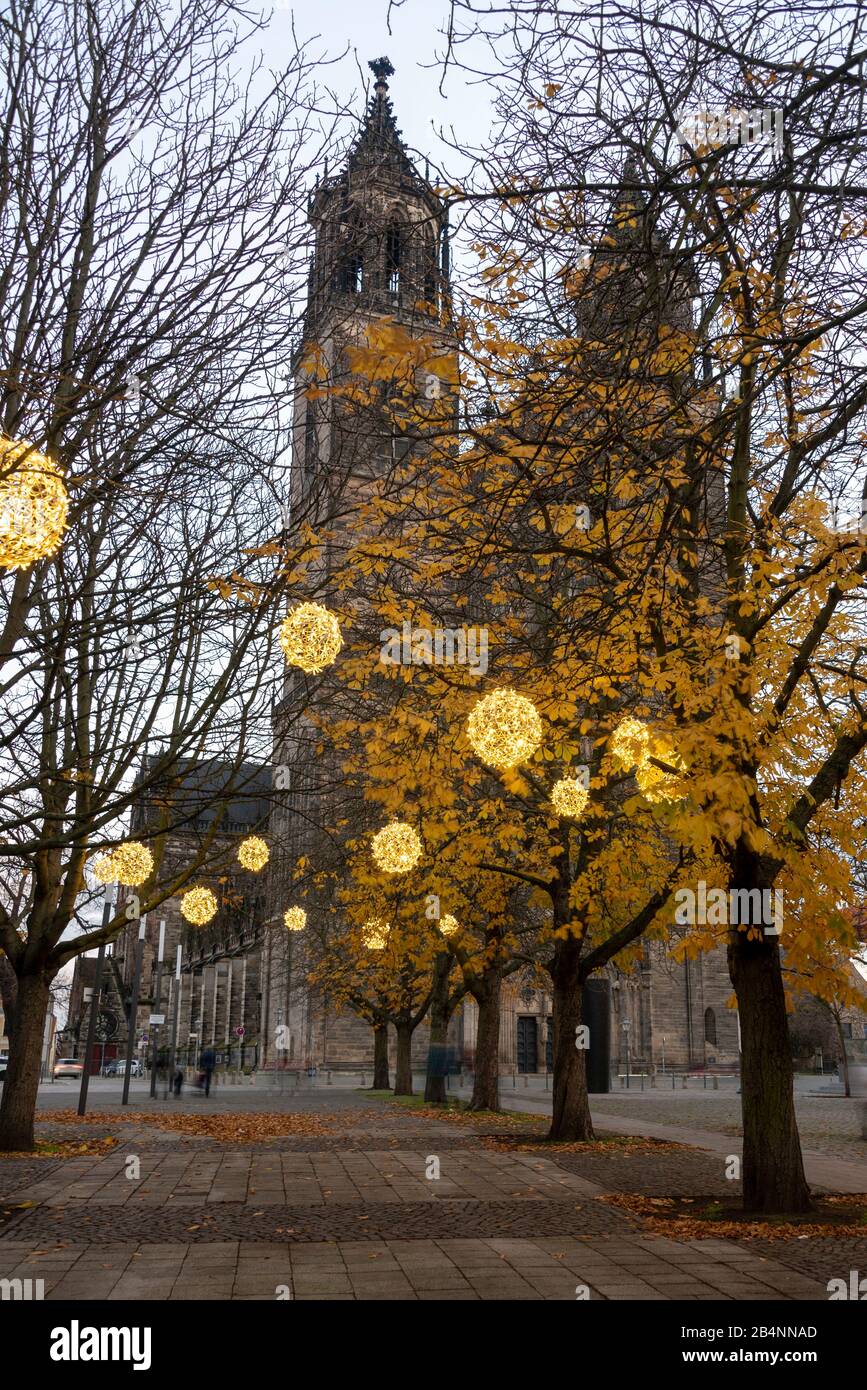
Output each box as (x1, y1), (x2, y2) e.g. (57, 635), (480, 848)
(0, 1136), (119, 1159)
(478, 1133), (690, 1154)
(602, 1191), (867, 1239)
(382, 1097), (546, 1130)
(37, 1110), (336, 1143)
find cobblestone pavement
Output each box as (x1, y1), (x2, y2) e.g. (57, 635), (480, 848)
(0, 1088), (858, 1300)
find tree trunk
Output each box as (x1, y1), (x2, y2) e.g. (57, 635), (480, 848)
(549, 940), (594, 1141)
(469, 973), (501, 1111)
(372, 1022), (390, 1090)
(394, 1021), (413, 1095)
(729, 927), (812, 1212)
(0, 955), (17, 1043)
(424, 951), (451, 1104)
(0, 971), (51, 1152)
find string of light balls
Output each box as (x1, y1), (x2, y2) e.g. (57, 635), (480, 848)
(283, 906), (307, 932)
(237, 835), (269, 871)
(466, 688), (542, 769)
(371, 821), (423, 874)
(362, 917), (390, 950)
(550, 777), (589, 820)
(0, 439), (68, 571)
(180, 886), (218, 926)
(91, 841), (154, 887)
(279, 601), (343, 673)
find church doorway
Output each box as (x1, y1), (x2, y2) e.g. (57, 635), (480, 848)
(516, 1015), (538, 1073)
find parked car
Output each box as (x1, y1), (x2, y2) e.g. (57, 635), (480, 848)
(53, 1058), (84, 1079)
(0, 1054), (8, 1079)
(104, 1059), (142, 1077)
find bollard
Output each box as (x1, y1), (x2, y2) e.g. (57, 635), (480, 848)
(703, 1073), (707, 1089)
(682, 1074), (688, 1089)
(713, 1074), (719, 1091)
(640, 1073), (644, 1091)
(650, 1072), (656, 1088)
(327, 1070), (332, 1085)
(672, 1073), (676, 1089)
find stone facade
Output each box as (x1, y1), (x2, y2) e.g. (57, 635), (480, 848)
(113, 760), (270, 1070)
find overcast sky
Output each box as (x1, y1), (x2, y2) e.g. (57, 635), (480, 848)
(260, 0), (493, 179)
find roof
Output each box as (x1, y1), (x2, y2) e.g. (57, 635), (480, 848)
(131, 757), (271, 836)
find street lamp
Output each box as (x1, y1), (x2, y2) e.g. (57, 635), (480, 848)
(622, 1018), (631, 1086)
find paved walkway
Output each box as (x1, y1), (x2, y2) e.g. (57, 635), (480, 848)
(451, 1088), (867, 1193)
(0, 1087), (860, 1301)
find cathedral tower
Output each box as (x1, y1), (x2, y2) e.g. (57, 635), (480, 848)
(263, 60), (454, 1072)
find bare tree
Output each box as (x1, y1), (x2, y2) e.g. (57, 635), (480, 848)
(0, 0), (338, 1150)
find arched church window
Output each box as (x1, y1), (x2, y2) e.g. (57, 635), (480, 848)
(423, 227), (438, 305)
(304, 401), (317, 484)
(386, 221), (402, 298)
(704, 1007), (717, 1046)
(336, 210), (364, 294)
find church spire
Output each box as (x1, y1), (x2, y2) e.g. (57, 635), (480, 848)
(347, 56), (414, 174)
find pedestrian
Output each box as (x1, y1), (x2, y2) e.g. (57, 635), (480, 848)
(200, 1046), (216, 1098)
(172, 1067), (183, 1097)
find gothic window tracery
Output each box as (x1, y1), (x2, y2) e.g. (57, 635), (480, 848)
(335, 208), (364, 294)
(385, 219), (402, 298)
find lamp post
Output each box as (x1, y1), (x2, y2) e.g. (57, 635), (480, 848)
(77, 887), (113, 1117)
(661, 1035), (666, 1076)
(622, 1018), (631, 1087)
(149, 920), (166, 1098)
(122, 914), (147, 1106)
(167, 944), (182, 1096)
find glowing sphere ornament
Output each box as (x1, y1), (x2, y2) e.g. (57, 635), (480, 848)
(609, 717), (650, 771)
(636, 740), (685, 804)
(279, 602), (342, 674)
(439, 914), (460, 936)
(111, 842), (154, 887)
(362, 917), (390, 950)
(181, 886), (218, 926)
(0, 440), (68, 571)
(466, 688), (542, 770)
(550, 777), (589, 820)
(371, 821), (423, 874)
(283, 906), (307, 932)
(238, 836), (269, 871)
(92, 853), (117, 885)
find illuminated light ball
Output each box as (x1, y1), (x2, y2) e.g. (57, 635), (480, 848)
(439, 914), (460, 936)
(371, 821), (423, 874)
(0, 440), (68, 571)
(92, 853), (117, 885)
(465, 688), (543, 770)
(181, 886), (218, 926)
(110, 842), (153, 887)
(238, 835), (269, 871)
(283, 906), (307, 932)
(636, 742), (685, 804)
(362, 917), (390, 950)
(550, 777), (589, 820)
(609, 716), (650, 771)
(279, 602), (342, 674)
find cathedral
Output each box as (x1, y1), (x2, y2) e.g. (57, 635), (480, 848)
(260, 58), (740, 1082)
